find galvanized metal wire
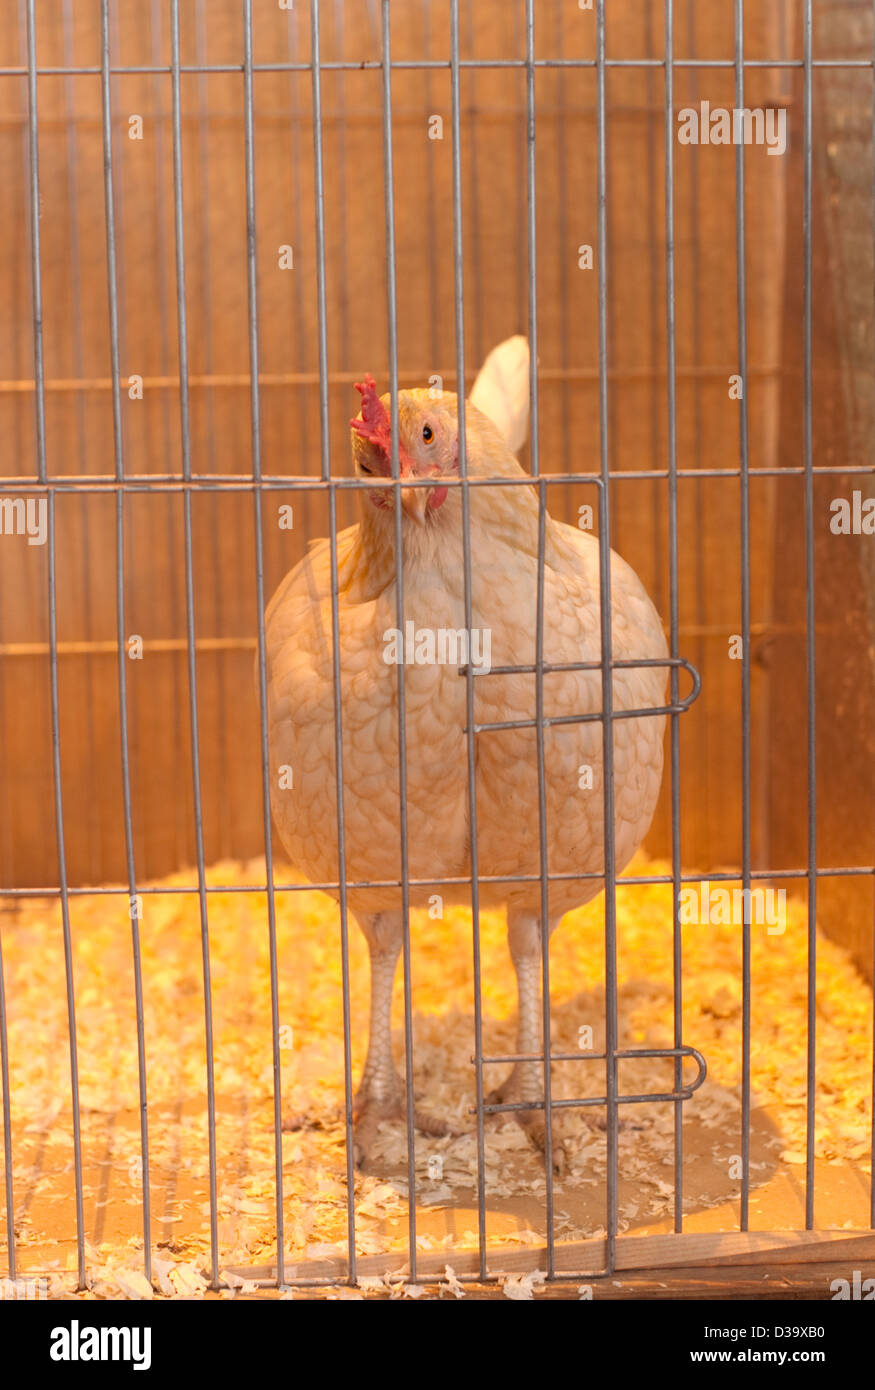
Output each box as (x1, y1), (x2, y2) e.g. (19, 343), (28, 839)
(169, 0), (220, 1290)
(1, 0), (873, 1294)
(99, 0), (153, 1286)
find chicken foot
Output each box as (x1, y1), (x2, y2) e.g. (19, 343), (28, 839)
(485, 909), (567, 1176)
(353, 910), (453, 1168)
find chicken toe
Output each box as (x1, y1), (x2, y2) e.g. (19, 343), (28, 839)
(352, 1087), (454, 1169)
(486, 1068), (567, 1176)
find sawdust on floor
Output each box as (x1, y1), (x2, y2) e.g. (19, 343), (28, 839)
(0, 852), (871, 1298)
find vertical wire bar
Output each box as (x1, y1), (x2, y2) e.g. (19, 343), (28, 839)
(196, 0), (231, 859)
(26, 0), (86, 1291)
(422, 4), (441, 373)
(603, 43), (620, 513)
(148, 0), (188, 870)
(284, 17), (313, 543)
(595, 0), (620, 1275)
(169, 0), (219, 1289)
(61, 0), (101, 884)
(525, 0), (556, 1276)
(643, 9), (663, 616)
(380, 0), (419, 1280)
(242, 0), (286, 1287)
(100, 0), (152, 1283)
(514, 5), (526, 339)
(194, 3), (218, 486)
(309, 0), (358, 1282)
(734, 0), (753, 1231)
(330, 1), (352, 400)
(554, 6), (572, 490)
(686, 7), (710, 867)
(61, 0), (89, 479)
(664, 0), (685, 1234)
(0, 921), (12, 1280)
(449, 0), (487, 1282)
(47, 494), (89, 1287)
(871, 0), (875, 1232)
(463, 5), (484, 369)
(802, 0), (818, 1233)
(0, 0), (24, 1219)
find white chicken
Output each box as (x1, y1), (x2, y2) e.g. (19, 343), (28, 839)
(264, 341), (667, 1169)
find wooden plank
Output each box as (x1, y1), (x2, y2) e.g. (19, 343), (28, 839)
(225, 1228), (875, 1285)
(223, 1264), (875, 1298)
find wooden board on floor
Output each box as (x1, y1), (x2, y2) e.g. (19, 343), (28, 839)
(225, 1228), (875, 1286)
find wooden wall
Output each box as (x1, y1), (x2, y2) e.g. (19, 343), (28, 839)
(767, 1), (875, 982)
(4, 0), (864, 984)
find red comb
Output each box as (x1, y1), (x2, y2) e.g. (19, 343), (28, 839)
(351, 374), (391, 450)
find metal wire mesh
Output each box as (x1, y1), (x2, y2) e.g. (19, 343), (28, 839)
(0, 0), (872, 1294)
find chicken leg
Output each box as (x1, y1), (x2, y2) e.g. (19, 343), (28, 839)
(487, 908), (566, 1174)
(353, 910), (451, 1168)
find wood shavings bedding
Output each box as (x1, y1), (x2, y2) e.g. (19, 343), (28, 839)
(0, 853), (871, 1296)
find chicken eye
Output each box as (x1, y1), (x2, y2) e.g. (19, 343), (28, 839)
(359, 460), (374, 475)
(422, 423), (434, 444)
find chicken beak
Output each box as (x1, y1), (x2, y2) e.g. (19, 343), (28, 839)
(400, 482), (430, 526)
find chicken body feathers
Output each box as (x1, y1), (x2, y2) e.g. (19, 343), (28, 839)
(265, 399), (666, 922)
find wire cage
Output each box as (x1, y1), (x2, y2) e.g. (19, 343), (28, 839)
(0, 0), (874, 1298)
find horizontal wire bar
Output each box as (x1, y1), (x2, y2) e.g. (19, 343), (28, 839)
(483, 1088), (700, 1112)
(0, 59), (872, 77)
(0, 637), (256, 657)
(1, 463), (873, 492)
(463, 655), (695, 676)
(477, 1046), (707, 1114)
(469, 698), (694, 731)
(3, 863), (872, 900)
(0, 362), (787, 393)
(14, 1264), (624, 1288)
(0, 621), (835, 660)
(478, 1045), (703, 1065)
(468, 660), (699, 731)
(2, 103), (739, 129)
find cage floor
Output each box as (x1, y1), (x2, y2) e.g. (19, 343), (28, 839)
(0, 853), (871, 1299)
